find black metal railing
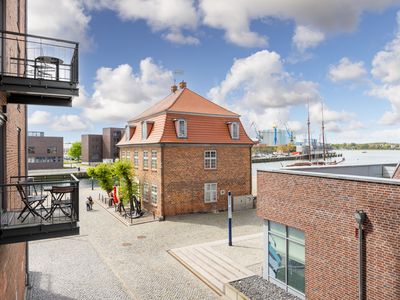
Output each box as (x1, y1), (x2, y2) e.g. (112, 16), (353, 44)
(0, 30), (79, 83)
(0, 174), (79, 229)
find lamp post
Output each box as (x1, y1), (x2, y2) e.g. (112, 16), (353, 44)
(354, 210), (366, 300)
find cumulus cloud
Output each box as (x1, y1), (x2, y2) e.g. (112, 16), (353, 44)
(199, 0), (400, 47)
(85, 0), (199, 45)
(28, 111), (52, 125)
(82, 58), (173, 123)
(29, 111), (90, 131)
(29, 0), (91, 48)
(293, 25), (325, 52)
(369, 11), (400, 125)
(328, 57), (367, 82)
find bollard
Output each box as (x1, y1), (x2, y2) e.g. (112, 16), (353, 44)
(228, 191), (232, 246)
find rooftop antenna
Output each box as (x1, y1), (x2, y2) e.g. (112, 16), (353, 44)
(321, 101), (326, 161)
(307, 100), (312, 162)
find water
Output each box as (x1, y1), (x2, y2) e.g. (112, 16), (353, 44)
(251, 150), (400, 194)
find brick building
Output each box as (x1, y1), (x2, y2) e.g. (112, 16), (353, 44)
(0, 1), (80, 299)
(118, 82), (253, 218)
(81, 127), (124, 164)
(257, 164), (400, 299)
(27, 131), (63, 170)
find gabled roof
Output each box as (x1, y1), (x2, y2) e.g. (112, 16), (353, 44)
(129, 88), (238, 122)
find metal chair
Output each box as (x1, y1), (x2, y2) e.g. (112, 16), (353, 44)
(45, 186), (75, 220)
(16, 182), (48, 222)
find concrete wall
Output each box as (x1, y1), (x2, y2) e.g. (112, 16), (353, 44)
(81, 134), (102, 163)
(257, 170), (400, 300)
(103, 128), (123, 160)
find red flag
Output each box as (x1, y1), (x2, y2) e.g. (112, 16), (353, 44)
(113, 185), (119, 204)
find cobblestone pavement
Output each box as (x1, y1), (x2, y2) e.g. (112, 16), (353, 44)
(29, 186), (263, 300)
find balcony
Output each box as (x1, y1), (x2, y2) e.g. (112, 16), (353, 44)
(0, 30), (79, 107)
(0, 174), (80, 244)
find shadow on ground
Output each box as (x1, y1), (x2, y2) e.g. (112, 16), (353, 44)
(28, 272), (75, 300)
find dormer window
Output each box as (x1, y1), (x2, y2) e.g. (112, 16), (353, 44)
(125, 125), (130, 141)
(229, 122), (240, 139)
(174, 119), (187, 138)
(141, 121), (147, 140)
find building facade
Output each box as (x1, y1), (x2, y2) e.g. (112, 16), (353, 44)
(81, 127), (123, 164)
(0, 1), (80, 299)
(102, 127), (124, 160)
(28, 131), (63, 170)
(118, 82), (253, 218)
(257, 164), (400, 300)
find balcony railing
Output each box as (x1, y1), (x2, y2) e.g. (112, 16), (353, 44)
(0, 174), (80, 244)
(0, 30), (79, 103)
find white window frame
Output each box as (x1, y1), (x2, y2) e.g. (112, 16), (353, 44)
(143, 182), (149, 202)
(121, 151), (126, 160)
(141, 121), (147, 140)
(230, 122), (240, 139)
(151, 150), (157, 170)
(125, 125), (130, 141)
(151, 184), (158, 205)
(204, 150), (217, 169)
(175, 119), (187, 138)
(204, 183), (217, 203)
(134, 151), (139, 169)
(143, 150), (149, 169)
(126, 151), (130, 161)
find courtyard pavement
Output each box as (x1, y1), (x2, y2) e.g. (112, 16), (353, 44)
(28, 186), (263, 300)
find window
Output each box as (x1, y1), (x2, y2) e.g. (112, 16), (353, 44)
(121, 151), (126, 160)
(28, 146), (35, 154)
(204, 150), (217, 169)
(151, 150), (157, 170)
(47, 146), (57, 154)
(267, 221), (305, 296)
(230, 122), (240, 139)
(143, 151), (148, 169)
(175, 119), (187, 138)
(204, 183), (217, 203)
(143, 182), (149, 202)
(134, 151), (139, 168)
(126, 151), (130, 161)
(151, 185), (158, 205)
(125, 126), (130, 141)
(141, 121), (147, 140)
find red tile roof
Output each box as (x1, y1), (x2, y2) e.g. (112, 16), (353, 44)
(119, 88), (253, 146)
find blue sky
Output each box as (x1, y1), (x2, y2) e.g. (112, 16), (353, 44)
(27, 1), (400, 144)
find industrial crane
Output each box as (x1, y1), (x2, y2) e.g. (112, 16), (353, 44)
(250, 122), (263, 142)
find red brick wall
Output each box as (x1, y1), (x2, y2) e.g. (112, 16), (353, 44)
(257, 171), (400, 300)
(162, 145), (252, 217)
(0, 1), (28, 299)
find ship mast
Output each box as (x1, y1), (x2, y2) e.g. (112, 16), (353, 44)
(321, 102), (326, 161)
(307, 101), (311, 162)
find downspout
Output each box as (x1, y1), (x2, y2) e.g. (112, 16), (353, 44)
(25, 0), (30, 290)
(160, 143), (165, 220)
(354, 210), (366, 300)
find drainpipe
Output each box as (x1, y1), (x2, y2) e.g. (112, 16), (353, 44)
(354, 210), (366, 300)
(25, 0), (30, 289)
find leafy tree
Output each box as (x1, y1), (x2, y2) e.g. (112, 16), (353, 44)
(87, 163), (114, 193)
(113, 160), (139, 205)
(68, 142), (81, 161)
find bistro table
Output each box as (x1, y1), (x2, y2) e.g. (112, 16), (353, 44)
(44, 185), (74, 220)
(34, 56), (64, 80)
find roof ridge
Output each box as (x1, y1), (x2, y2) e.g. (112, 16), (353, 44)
(172, 88), (239, 116)
(165, 88), (185, 111)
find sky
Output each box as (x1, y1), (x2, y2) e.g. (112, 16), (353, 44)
(27, 0), (400, 144)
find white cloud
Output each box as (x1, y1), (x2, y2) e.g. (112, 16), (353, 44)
(329, 57), (367, 82)
(28, 111), (51, 125)
(85, 0), (199, 44)
(29, 0), (91, 47)
(82, 58), (174, 123)
(199, 0), (400, 47)
(369, 11), (400, 125)
(293, 25), (325, 52)
(52, 115), (91, 131)
(163, 30), (200, 45)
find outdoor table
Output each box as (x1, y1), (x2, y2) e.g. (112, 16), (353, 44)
(44, 185), (74, 220)
(34, 56), (64, 80)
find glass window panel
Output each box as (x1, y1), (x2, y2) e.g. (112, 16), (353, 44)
(269, 221), (286, 236)
(288, 227), (305, 244)
(268, 234), (286, 283)
(288, 241), (305, 293)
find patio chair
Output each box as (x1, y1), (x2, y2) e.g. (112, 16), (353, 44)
(45, 186), (75, 220)
(16, 182), (48, 222)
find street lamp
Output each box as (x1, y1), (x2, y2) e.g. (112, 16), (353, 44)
(354, 210), (366, 300)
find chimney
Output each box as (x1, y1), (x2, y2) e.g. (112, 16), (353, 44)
(171, 84), (178, 93)
(179, 81), (187, 89)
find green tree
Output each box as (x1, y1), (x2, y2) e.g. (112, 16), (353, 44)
(113, 160), (139, 205)
(68, 142), (81, 162)
(87, 163), (114, 193)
